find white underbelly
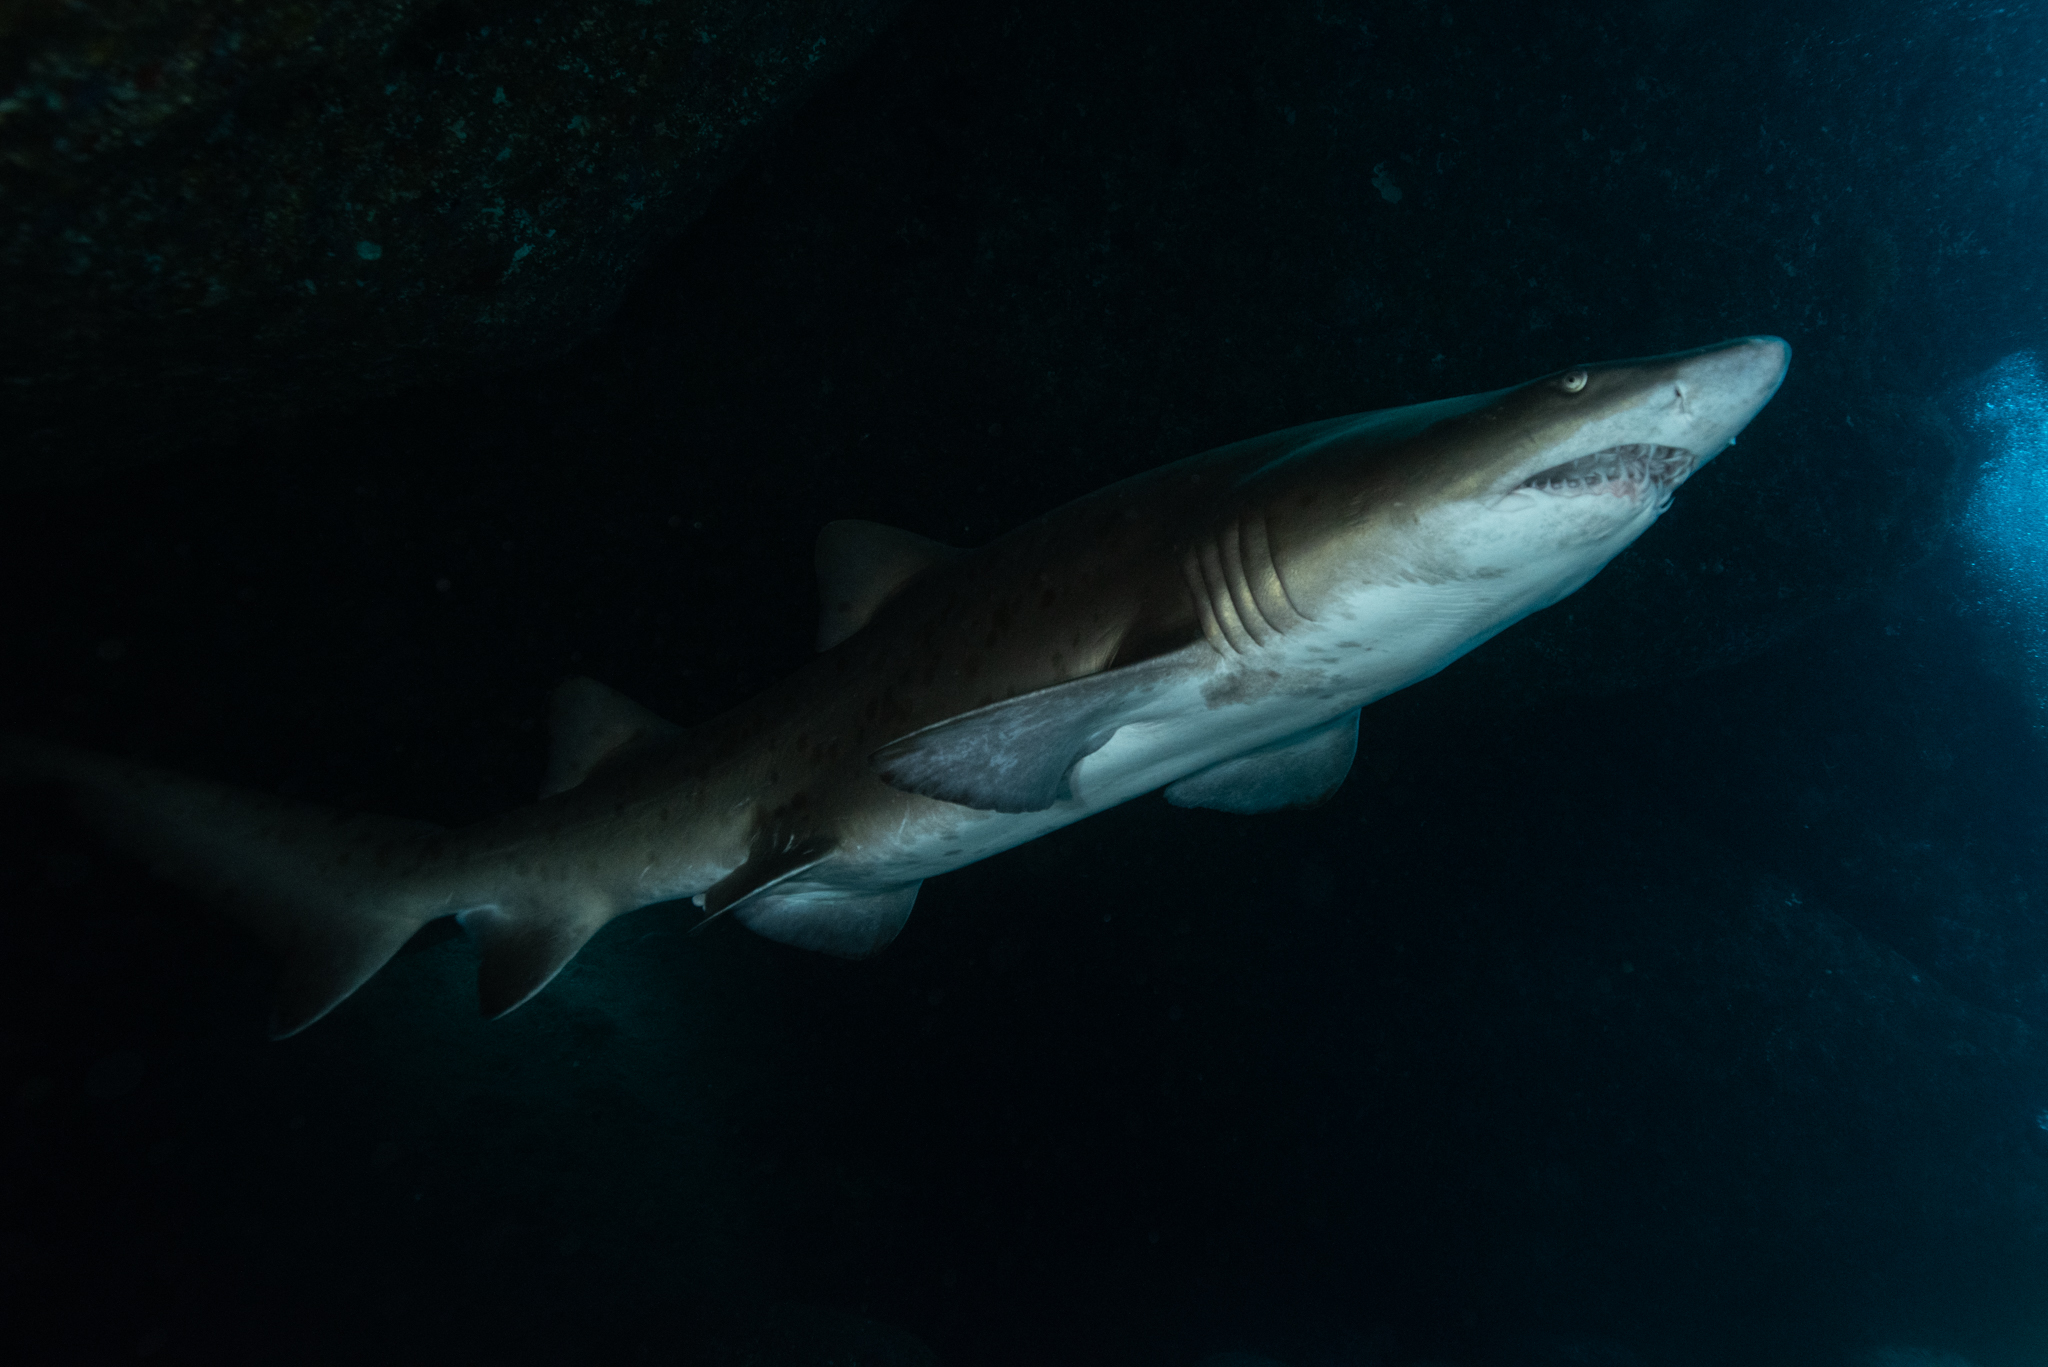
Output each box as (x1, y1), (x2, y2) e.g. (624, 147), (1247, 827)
(822, 574), (1553, 891)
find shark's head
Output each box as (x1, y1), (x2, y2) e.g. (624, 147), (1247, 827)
(1466, 334), (1792, 505)
(1265, 336), (1790, 618)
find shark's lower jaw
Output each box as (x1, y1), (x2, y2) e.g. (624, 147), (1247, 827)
(1520, 443), (1694, 498)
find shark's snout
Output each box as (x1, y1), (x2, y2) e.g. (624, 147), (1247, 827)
(1700, 334), (1791, 396)
(1676, 335), (1791, 464)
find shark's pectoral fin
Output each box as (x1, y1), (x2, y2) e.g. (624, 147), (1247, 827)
(1164, 707), (1360, 814)
(871, 656), (1183, 813)
(734, 883), (922, 958)
(814, 520), (961, 651)
(541, 676), (683, 799)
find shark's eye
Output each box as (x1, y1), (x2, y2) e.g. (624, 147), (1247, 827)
(1559, 370), (1588, 393)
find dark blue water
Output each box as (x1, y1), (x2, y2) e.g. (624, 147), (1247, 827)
(4, 1), (2047, 1364)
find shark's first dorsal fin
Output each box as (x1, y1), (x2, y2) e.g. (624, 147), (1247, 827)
(814, 519), (960, 652)
(542, 676), (683, 799)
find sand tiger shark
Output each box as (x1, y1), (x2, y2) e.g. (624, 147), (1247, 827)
(3, 337), (1789, 1037)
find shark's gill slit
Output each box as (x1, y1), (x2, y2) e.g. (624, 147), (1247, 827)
(1240, 514), (1307, 630)
(1521, 443), (1694, 495)
(1195, 539), (1260, 654)
(1183, 551), (1234, 656)
(1217, 524), (1271, 646)
(1195, 519), (1298, 653)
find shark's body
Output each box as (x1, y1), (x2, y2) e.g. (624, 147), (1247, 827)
(5, 337), (1789, 1035)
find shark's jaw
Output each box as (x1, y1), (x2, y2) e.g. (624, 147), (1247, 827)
(1516, 442), (1695, 503)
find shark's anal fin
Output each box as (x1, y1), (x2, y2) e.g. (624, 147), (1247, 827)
(1164, 707), (1360, 814)
(734, 883), (922, 958)
(459, 890), (621, 1021)
(542, 676), (683, 798)
(814, 520), (960, 652)
(871, 655), (1184, 813)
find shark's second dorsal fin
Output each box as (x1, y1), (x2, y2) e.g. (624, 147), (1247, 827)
(542, 676), (683, 798)
(814, 519), (959, 651)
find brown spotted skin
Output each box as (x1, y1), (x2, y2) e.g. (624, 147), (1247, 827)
(596, 418), (1348, 884)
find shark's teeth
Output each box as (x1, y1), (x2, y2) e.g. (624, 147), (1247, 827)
(1520, 443), (1693, 497)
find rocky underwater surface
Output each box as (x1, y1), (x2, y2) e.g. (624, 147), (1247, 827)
(3, 0), (2047, 1364)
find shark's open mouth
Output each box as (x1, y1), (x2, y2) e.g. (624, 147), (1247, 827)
(1520, 443), (1694, 497)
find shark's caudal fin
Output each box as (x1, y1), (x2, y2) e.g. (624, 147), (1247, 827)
(2, 735), (462, 1038)
(0, 682), (692, 1036)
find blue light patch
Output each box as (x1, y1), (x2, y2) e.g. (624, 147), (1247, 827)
(1960, 352), (2048, 711)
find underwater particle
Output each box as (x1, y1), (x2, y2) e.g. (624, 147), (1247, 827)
(355, 240), (382, 260)
(2036, 1108), (2048, 1130)
(1371, 161), (1402, 202)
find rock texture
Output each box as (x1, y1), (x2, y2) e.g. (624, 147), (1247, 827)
(0, 0), (900, 478)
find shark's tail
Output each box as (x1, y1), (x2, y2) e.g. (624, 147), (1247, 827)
(2, 735), (463, 1038)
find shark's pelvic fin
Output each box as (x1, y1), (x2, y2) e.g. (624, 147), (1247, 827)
(699, 817), (916, 955)
(733, 883), (922, 958)
(2, 736), (451, 1038)
(813, 519), (960, 652)
(541, 676), (683, 798)
(1163, 707), (1361, 813)
(870, 655), (1184, 813)
(701, 824), (839, 917)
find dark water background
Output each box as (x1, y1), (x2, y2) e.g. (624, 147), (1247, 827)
(5, 1), (2048, 1363)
